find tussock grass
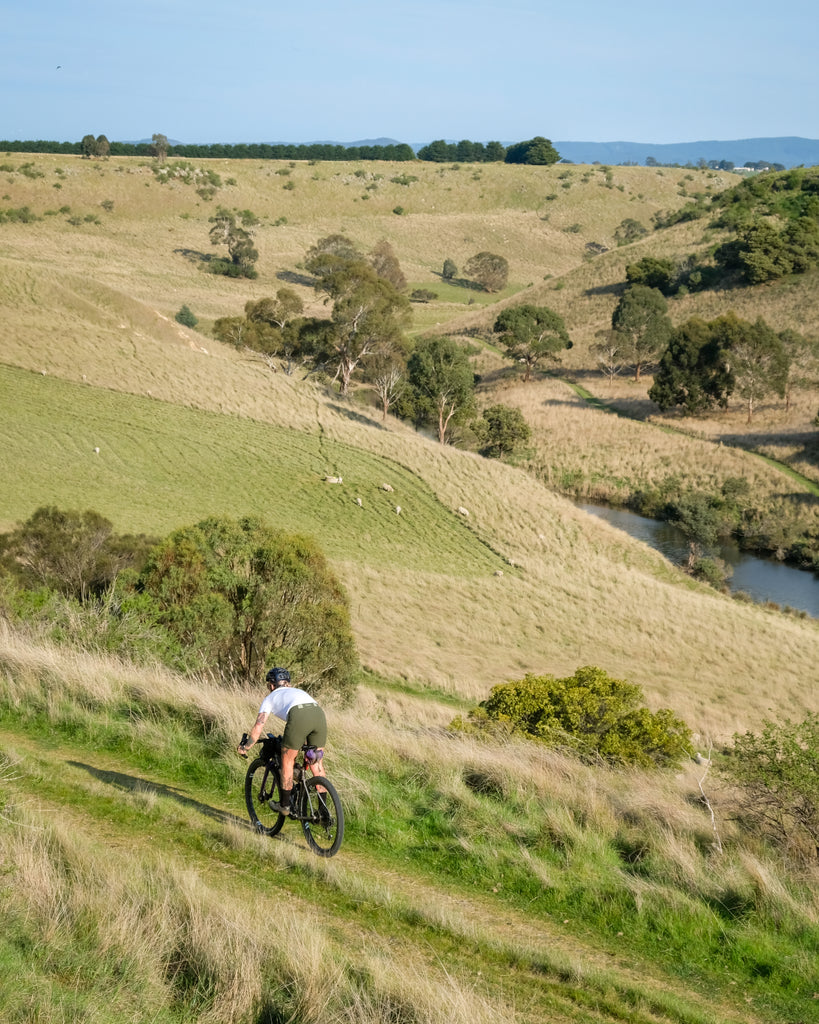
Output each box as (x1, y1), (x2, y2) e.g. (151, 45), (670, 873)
(4, 634), (817, 1022)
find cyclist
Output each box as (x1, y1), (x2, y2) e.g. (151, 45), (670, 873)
(237, 667), (327, 815)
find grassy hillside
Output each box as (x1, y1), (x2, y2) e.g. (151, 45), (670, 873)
(2, 153), (819, 1023)
(3, 636), (819, 1024)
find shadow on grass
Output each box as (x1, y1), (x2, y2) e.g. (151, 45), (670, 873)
(174, 248), (215, 265)
(68, 760), (248, 830)
(276, 269), (315, 288)
(326, 401), (388, 429)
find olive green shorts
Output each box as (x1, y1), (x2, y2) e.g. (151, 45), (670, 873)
(281, 703), (327, 752)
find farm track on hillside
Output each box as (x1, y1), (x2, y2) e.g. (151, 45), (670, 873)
(0, 727), (768, 1024)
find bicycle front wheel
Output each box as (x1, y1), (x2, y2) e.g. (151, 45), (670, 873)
(245, 758), (286, 836)
(299, 775), (344, 857)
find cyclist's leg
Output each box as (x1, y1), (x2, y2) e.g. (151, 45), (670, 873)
(279, 745), (298, 791)
(304, 706), (328, 778)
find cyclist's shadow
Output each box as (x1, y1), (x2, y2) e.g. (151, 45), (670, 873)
(68, 761), (248, 830)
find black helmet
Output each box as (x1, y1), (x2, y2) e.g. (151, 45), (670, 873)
(266, 666), (291, 688)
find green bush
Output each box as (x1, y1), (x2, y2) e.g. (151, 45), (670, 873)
(473, 403), (531, 458)
(0, 506), (152, 602)
(175, 304), (198, 328)
(718, 715), (819, 862)
(454, 666), (692, 769)
(128, 515), (358, 697)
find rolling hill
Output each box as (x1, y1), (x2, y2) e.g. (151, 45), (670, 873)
(1, 152), (819, 1024)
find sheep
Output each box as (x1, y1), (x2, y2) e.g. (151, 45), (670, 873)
(93, 446), (100, 454)
(381, 483), (394, 492)
(457, 506), (469, 517)
(324, 475), (343, 484)
(395, 506), (401, 515)
(355, 497), (362, 507)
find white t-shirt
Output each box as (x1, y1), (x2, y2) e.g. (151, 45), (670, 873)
(259, 686), (317, 720)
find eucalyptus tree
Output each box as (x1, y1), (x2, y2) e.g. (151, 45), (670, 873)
(610, 285), (672, 380)
(406, 335), (476, 443)
(493, 304), (572, 381)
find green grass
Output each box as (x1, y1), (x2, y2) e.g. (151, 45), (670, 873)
(2, 644), (817, 1023)
(0, 363), (502, 576)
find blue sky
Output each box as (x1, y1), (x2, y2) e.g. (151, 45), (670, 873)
(2, 0), (818, 146)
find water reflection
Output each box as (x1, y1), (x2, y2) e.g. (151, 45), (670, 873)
(579, 503), (819, 618)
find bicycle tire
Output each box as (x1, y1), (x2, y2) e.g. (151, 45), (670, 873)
(245, 757), (286, 836)
(299, 775), (344, 857)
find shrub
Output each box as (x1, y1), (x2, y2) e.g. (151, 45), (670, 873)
(129, 515), (358, 697)
(410, 289), (438, 303)
(175, 304), (198, 328)
(473, 403), (531, 458)
(0, 506), (148, 602)
(442, 258), (457, 280)
(208, 259), (257, 279)
(718, 714), (819, 861)
(454, 666), (692, 769)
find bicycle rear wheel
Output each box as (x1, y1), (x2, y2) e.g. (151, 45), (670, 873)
(299, 775), (344, 857)
(245, 758), (286, 836)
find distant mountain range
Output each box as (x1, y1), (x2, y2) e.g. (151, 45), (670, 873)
(551, 137), (819, 168)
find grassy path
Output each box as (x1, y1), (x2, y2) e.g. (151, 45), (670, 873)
(1, 726), (772, 1024)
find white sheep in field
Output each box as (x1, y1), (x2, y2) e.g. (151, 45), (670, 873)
(355, 498), (362, 507)
(395, 506), (401, 515)
(457, 506), (469, 517)
(381, 483), (394, 492)
(324, 475), (343, 484)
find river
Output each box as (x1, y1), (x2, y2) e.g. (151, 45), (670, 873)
(579, 503), (819, 618)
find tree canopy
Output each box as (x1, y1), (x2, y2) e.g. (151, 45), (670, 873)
(610, 285), (672, 380)
(131, 515), (357, 696)
(649, 312), (791, 420)
(493, 304), (572, 381)
(405, 335), (476, 443)
(464, 251), (509, 293)
(208, 206), (259, 278)
(504, 136), (561, 165)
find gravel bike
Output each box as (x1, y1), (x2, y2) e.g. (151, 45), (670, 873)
(242, 733), (344, 858)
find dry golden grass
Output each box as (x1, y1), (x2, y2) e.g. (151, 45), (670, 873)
(2, 154), (819, 744)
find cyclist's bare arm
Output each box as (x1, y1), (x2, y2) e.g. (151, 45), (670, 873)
(237, 711), (269, 756)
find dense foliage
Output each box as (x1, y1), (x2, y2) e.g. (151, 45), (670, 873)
(649, 312), (790, 422)
(128, 516), (357, 695)
(719, 714), (819, 863)
(0, 509), (357, 699)
(208, 206), (259, 278)
(504, 136), (561, 165)
(416, 139), (506, 163)
(463, 251), (509, 292)
(473, 404), (531, 458)
(610, 285), (672, 380)
(454, 666), (693, 768)
(402, 335), (477, 443)
(0, 506), (155, 602)
(493, 304), (572, 381)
